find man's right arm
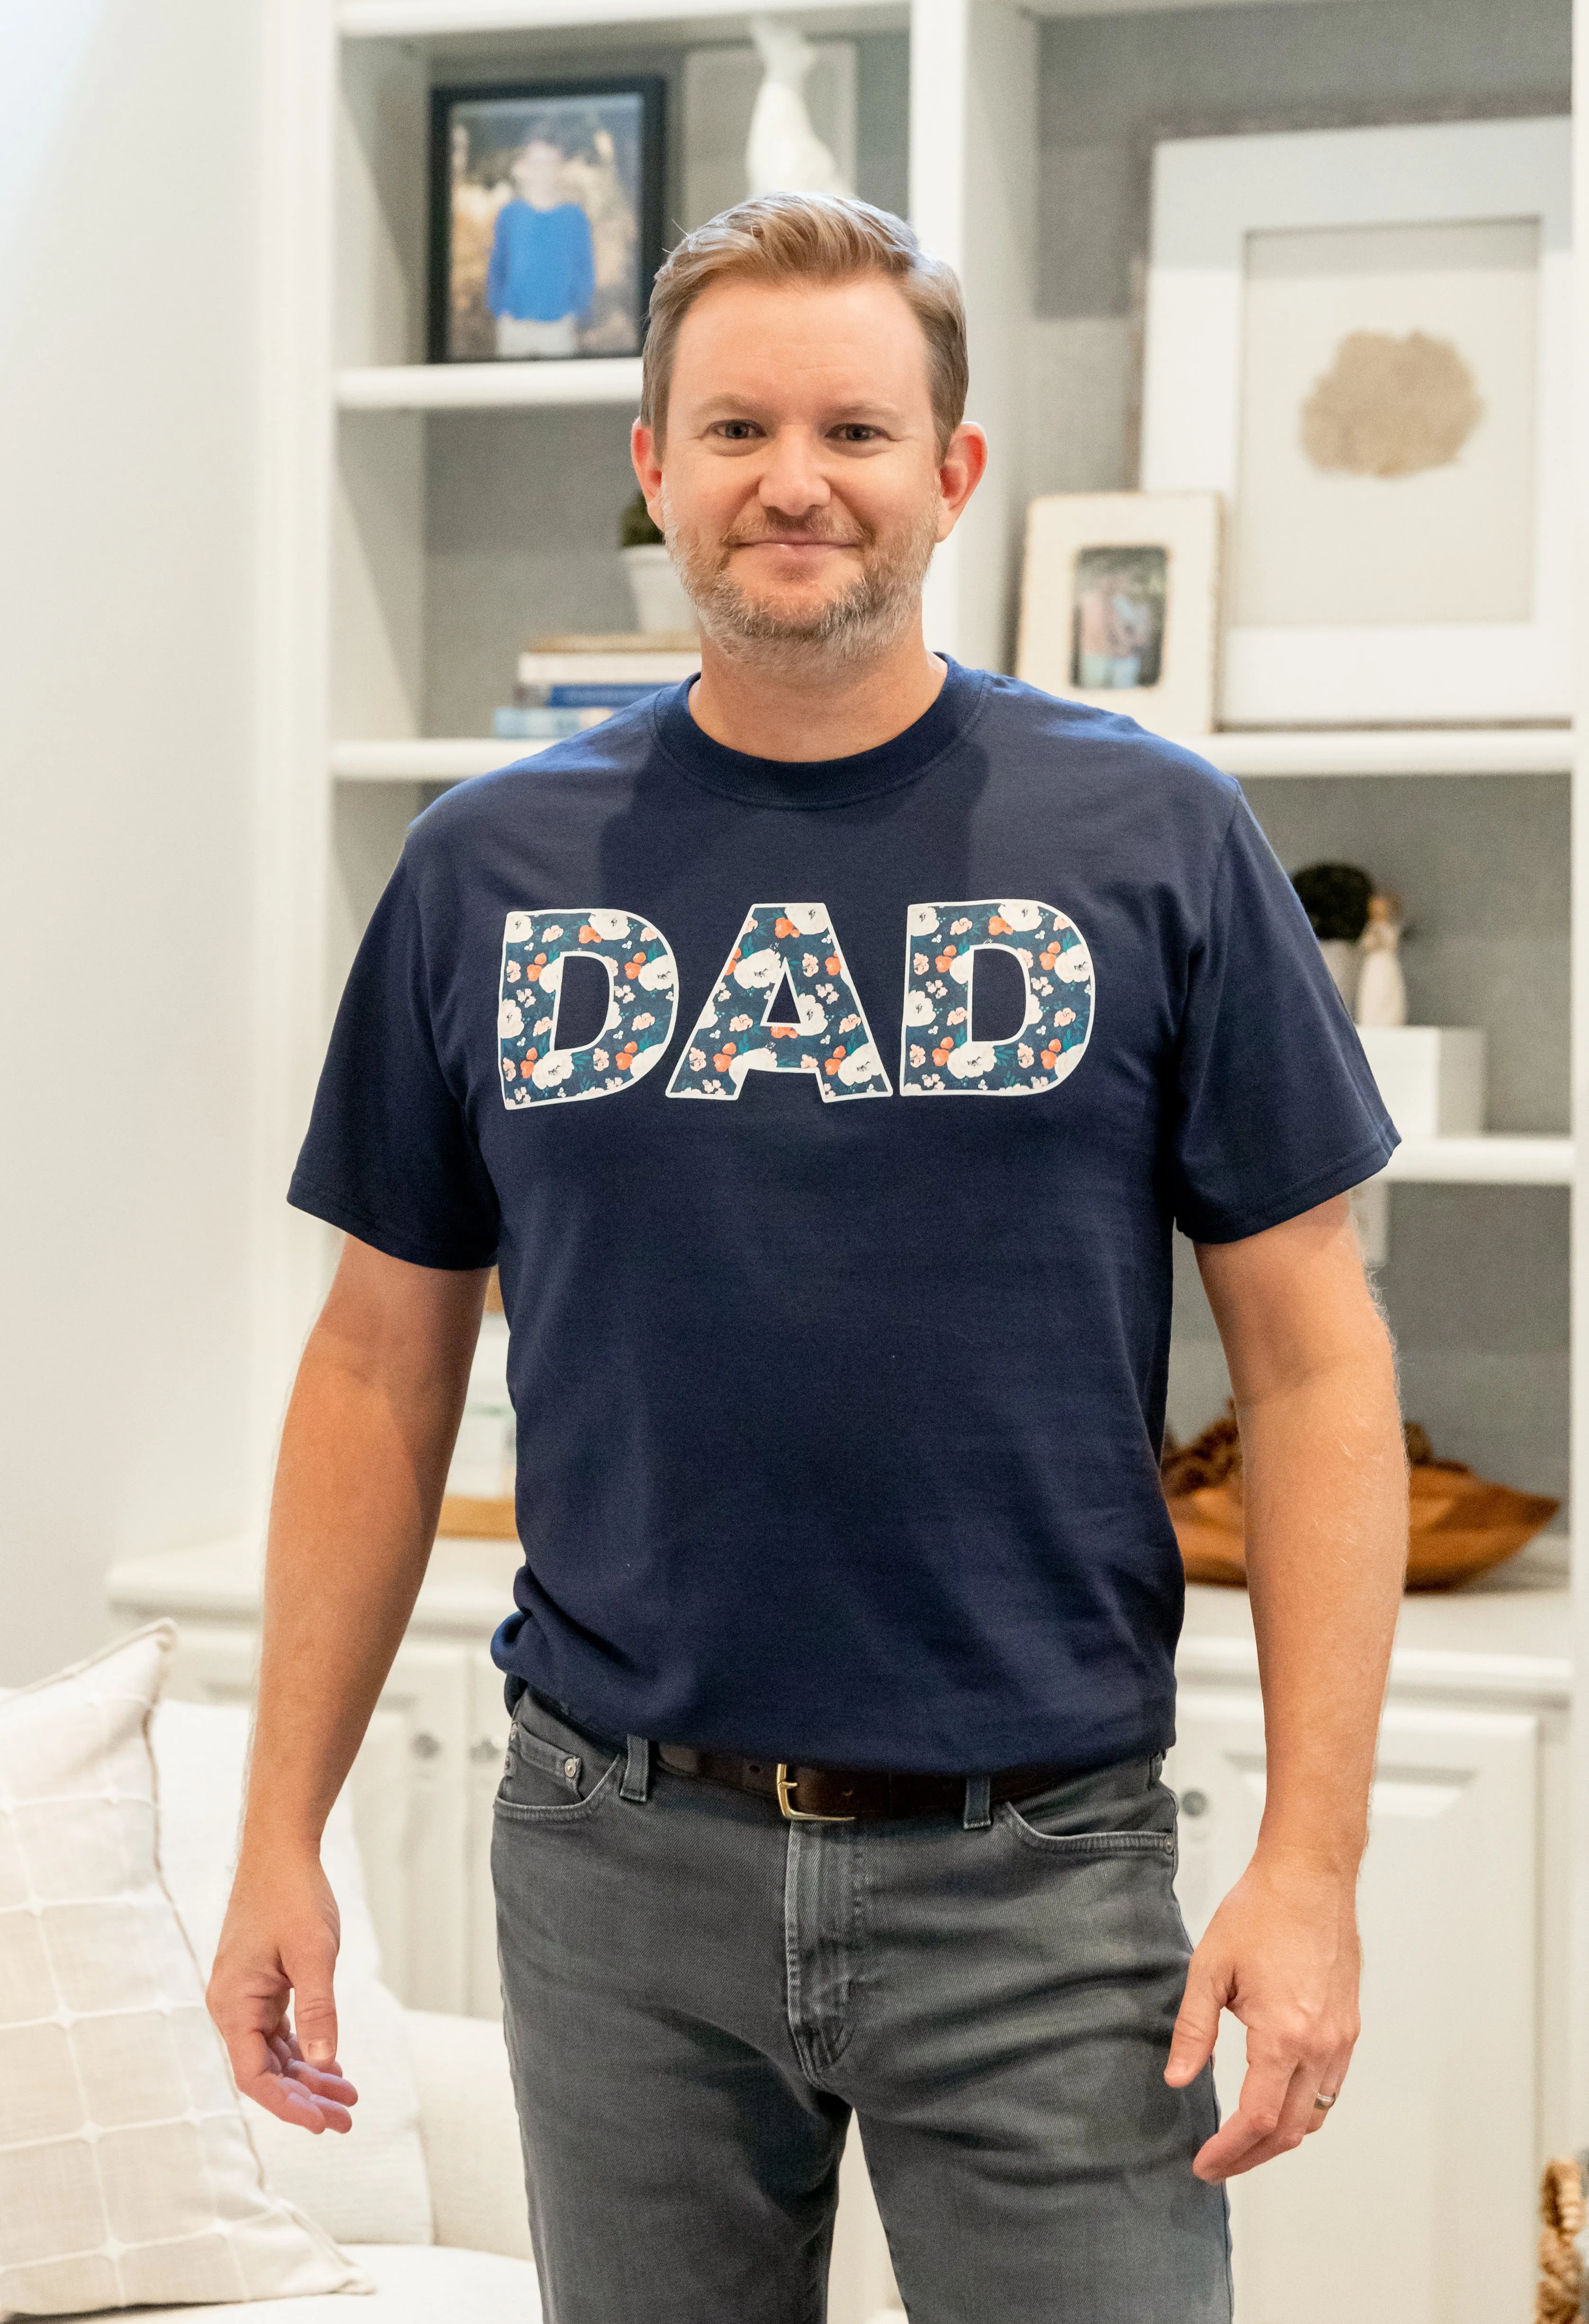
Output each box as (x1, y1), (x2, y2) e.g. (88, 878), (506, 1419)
(206, 1235), (490, 2132)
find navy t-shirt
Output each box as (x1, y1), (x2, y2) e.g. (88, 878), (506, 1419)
(290, 661), (1397, 1772)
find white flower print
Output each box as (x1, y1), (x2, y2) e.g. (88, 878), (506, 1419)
(997, 900), (1044, 932)
(802, 954), (819, 977)
(729, 1014), (752, 1032)
(909, 1044), (926, 1067)
(498, 999), (524, 1038)
(907, 905), (939, 937)
(688, 1048), (706, 1070)
(531, 1053), (574, 1089)
(1017, 1044), (1035, 1068)
(593, 1049), (610, 1070)
(505, 959), (522, 983)
(949, 917), (972, 936)
(634, 1012), (654, 1031)
(903, 990), (935, 1028)
(543, 924), (563, 942)
(947, 1007), (966, 1025)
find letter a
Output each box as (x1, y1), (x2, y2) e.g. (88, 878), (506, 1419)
(899, 899), (1094, 1095)
(499, 908), (677, 1107)
(667, 902), (892, 1101)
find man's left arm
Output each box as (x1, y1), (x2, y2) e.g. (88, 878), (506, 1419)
(1163, 1189), (1407, 2182)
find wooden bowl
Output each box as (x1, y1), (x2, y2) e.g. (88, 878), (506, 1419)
(1168, 1465), (1559, 1592)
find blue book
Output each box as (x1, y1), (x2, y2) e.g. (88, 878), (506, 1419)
(493, 706), (608, 740)
(545, 682), (669, 708)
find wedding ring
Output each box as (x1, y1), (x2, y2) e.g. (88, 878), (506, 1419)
(1313, 2092), (1338, 2111)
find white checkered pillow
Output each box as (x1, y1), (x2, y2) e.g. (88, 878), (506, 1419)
(0, 1622), (368, 2316)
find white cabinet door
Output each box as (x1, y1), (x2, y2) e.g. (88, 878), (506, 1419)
(164, 1621), (474, 2014)
(1169, 1688), (1538, 2324)
(467, 1648), (514, 2018)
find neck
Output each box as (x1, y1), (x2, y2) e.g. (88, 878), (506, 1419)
(688, 618), (946, 762)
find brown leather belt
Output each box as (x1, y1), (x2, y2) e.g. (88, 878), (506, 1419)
(654, 1743), (1080, 1822)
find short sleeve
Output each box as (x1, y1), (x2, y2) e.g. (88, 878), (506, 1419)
(288, 859), (500, 1269)
(1166, 796), (1398, 1243)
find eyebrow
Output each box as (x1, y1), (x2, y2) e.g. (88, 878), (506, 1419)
(691, 396), (912, 428)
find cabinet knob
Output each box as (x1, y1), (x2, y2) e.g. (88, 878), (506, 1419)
(410, 1730), (442, 1761)
(1180, 1788), (1209, 1818)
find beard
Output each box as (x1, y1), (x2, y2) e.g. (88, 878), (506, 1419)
(664, 497), (940, 671)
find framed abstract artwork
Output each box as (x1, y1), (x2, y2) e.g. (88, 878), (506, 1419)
(1016, 491), (1223, 738)
(1141, 118), (1571, 726)
(429, 78), (666, 363)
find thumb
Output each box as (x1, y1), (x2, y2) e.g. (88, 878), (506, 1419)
(285, 1932), (339, 2069)
(1165, 1950), (1224, 2088)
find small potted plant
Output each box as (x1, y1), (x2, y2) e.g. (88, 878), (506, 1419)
(619, 490), (695, 635)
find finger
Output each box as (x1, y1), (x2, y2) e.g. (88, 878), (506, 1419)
(1304, 2046), (1354, 2137)
(1164, 1953), (1226, 2088)
(284, 1936), (339, 2069)
(286, 2059), (359, 2105)
(1191, 2052), (1302, 2182)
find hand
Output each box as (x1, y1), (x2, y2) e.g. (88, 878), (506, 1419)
(206, 1848), (359, 2134)
(1164, 1852), (1360, 2182)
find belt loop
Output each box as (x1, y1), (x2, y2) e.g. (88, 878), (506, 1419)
(620, 1735), (652, 1803)
(962, 1772), (992, 1831)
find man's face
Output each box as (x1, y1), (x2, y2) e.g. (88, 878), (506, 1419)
(635, 275), (963, 662)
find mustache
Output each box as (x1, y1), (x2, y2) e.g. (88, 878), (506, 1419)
(722, 519), (872, 550)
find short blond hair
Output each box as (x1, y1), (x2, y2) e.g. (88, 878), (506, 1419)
(640, 194), (968, 455)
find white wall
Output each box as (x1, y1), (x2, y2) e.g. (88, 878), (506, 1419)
(0, 0), (263, 1682)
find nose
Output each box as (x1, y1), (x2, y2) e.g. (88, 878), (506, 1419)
(756, 425), (831, 522)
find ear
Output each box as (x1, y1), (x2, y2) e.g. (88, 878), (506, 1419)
(935, 422), (989, 542)
(631, 418), (665, 531)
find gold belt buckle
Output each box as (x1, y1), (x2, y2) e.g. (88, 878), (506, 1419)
(775, 1763), (856, 1823)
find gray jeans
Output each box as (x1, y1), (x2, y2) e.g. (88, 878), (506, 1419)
(492, 1690), (1231, 2324)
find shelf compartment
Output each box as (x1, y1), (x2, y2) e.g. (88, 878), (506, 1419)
(1183, 728), (1572, 779)
(337, 360), (644, 411)
(1379, 1137), (1573, 1186)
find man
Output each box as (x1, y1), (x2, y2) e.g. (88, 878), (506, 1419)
(209, 195), (1407, 2324)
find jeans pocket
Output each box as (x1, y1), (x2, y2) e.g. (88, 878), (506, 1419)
(1000, 1760), (1178, 1857)
(494, 1694), (624, 1824)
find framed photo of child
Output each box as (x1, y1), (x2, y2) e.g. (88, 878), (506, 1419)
(1016, 492), (1225, 738)
(429, 79), (666, 363)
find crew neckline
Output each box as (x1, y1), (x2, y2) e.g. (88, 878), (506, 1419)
(651, 656), (989, 810)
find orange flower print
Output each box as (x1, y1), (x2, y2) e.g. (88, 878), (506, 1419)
(578, 924), (599, 943)
(935, 945), (957, 972)
(823, 1045), (846, 1077)
(1039, 941), (1062, 971)
(523, 1047), (539, 1069)
(712, 1040), (737, 1073)
(825, 954), (840, 974)
(618, 1041), (641, 1072)
(770, 1023), (798, 1040)
(524, 952), (549, 982)
(932, 1037), (955, 1068)
(774, 916), (798, 939)
(1040, 1041), (1061, 1073)
(988, 914), (1012, 936)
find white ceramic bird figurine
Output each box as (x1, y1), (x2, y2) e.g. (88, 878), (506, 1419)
(745, 17), (853, 199)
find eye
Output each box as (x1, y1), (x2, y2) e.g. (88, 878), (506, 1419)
(710, 419), (762, 442)
(833, 424), (884, 443)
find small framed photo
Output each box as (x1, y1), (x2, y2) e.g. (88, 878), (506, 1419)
(429, 78), (666, 363)
(1016, 492), (1224, 737)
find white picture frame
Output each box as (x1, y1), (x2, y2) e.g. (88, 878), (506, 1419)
(1016, 491), (1223, 737)
(1141, 117), (1571, 727)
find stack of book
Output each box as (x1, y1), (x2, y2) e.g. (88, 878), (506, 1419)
(494, 631), (700, 741)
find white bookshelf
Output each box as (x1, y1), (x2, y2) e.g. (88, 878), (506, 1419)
(337, 357), (645, 409)
(1191, 726), (1574, 779)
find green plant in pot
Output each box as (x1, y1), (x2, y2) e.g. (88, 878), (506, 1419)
(618, 490), (694, 635)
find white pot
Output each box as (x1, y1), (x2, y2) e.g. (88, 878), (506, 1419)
(1318, 938), (1361, 1014)
(621, 543), (696, 636)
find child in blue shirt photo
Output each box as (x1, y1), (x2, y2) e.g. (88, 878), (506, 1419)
(488, 136), (596, 359)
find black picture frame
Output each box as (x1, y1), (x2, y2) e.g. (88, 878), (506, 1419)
(428, 76), (666, 364)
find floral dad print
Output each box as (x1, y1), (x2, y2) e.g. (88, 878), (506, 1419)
(498, 908), (678, 1108)
(897, 899), (1094, 1096)
(498, 898), (1093, 1108)
(666, 902), (892, 1103)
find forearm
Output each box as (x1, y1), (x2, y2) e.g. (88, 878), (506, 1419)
(1239, 1334), (1406, 1874)
(240, 1256), (486, 1858)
